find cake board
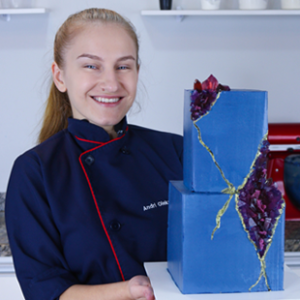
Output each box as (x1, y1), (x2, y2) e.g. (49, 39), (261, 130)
(144, 262), (300, 300)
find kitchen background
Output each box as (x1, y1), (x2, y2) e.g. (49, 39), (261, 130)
(0, 0), (300, 192)
(0, 0), (300, 243)
(0, 0), (300, 297)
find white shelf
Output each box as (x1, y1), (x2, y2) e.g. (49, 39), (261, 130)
(0, 8), (47, 21)
(0, 257), (14, 273)
(141, 9), (300, 17)
(0, 8), (47, 15)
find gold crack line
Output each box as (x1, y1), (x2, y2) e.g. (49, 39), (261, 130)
(193, 119), (235, 239)
(234, 133), (269, 254)
(193, 121), (234, 191)
(249, 196), (285, 291)
(211, 194), (234, 240)
(234, 135), (270, 291)
(192, 93), (236, 239)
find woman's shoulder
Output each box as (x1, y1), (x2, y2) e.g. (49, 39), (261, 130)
(14, 129), (70, 167)
(128, 124), (183, 156)
(128, 124), (182, 142)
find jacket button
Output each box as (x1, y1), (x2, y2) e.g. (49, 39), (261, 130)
(120, 146), (130, 155)
(110, 220), (122, 232)
(85, 155), (94, 165)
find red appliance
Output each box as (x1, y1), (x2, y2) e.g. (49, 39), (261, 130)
(267, 123), (300, 220)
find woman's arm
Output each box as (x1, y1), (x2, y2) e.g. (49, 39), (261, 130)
(60, 275), (155, 300)
(6, 152), (81, 299)
(6, 152), (156, 300)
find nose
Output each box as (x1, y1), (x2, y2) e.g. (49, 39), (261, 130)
(99, 69), (119, 93)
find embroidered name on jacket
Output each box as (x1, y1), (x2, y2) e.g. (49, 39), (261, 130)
(143, 200), (169, 211)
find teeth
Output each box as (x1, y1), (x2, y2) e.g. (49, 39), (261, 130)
(93, 97), (120, 103)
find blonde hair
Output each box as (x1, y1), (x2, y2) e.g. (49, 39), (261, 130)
(38, 8), (139, 143)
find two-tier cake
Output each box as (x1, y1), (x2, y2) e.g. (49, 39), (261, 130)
(167, 75), (285, 294)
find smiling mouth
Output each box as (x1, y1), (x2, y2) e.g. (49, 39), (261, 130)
(92, 97), (121, 103)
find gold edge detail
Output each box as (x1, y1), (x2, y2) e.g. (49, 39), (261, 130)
(211, 194), (233, 240)
(234, 134), (268, 291)
(235, 133), (285, 291)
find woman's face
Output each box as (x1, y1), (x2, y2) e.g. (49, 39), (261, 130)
(52, 23), (139, 134)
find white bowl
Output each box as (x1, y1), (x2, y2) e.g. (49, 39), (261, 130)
(201, 0), (221, 10)
(1, 0), (12, 8)
(281, 0), (300, 9)
(239, 0), (268, 9)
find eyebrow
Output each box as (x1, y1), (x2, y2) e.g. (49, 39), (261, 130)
(77, 53), (136, 62)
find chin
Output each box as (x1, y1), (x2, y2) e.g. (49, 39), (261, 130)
(93, 119), (121, 128)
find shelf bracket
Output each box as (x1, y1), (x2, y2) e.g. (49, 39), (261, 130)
(175, 6), (184, 22)
(1, 14), (11, 21)
(176, 14), (184, 22)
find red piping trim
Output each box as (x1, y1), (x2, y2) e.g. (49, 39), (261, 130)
(78, 129), (128, 281)
(75, 136), (104, 145)
(75, 127), (128, 145)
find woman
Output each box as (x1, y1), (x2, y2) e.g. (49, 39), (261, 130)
(5, 8), (183, 300)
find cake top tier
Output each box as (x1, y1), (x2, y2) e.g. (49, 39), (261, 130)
(184, 87), (268, 193)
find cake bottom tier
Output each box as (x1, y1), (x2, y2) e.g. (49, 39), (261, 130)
(167, 181), (285, 294)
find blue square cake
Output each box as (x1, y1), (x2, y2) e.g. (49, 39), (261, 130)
(167, 76), (285, 294)
(183, 89), (268, 193)
(167, 181), (285, 294)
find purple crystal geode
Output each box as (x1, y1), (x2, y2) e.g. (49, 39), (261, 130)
(190, 75), (230, 121)
(237, 140), (284, 257)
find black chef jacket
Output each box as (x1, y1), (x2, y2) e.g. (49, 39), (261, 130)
(5, 117), (183, 300)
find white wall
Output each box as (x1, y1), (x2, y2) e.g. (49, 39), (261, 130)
(0, 0), (299, 190)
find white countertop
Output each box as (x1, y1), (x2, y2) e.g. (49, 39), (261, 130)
(0, 273), (24, 300)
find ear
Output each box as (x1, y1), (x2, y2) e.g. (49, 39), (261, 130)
(52, 62), (67, 92)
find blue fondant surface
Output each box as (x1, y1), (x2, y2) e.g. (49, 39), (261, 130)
(167, 181), (284, 294)
(183, 90), (268, 192)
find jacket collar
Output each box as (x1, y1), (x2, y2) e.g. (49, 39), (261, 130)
(67, 117), (128, 151)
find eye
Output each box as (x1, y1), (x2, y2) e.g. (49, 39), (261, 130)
(117, 65), (129, 70)
(85, 65), (97, 70)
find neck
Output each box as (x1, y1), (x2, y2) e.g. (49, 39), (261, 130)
(108, 130), (118, 140)
(102, 125), (117, 140)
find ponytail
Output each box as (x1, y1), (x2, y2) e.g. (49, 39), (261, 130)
(38, 83), (72, 143)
